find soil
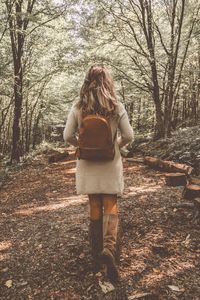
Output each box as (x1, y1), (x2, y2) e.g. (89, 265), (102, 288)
(0, 150), (200, 300)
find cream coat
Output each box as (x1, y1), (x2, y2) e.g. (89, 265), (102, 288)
(63, 101), (134, 196)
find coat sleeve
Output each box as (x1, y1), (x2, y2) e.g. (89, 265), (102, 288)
(117, 103), (134, 148)
(63, 105), (78, 147)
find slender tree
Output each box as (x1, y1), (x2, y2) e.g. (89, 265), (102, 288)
(96, 0), (200, 138)
(5, 0), (36, 162)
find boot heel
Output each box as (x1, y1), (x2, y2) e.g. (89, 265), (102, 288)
(101, 248), (119, 282)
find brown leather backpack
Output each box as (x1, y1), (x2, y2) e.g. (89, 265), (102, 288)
(75, 114), (117, 161)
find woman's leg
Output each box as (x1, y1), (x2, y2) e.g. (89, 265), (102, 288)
(88, 194), (103, 272)
(101, 194), (119, 282)
(88, 194), (103, 220)
(102, 194), (118, 215)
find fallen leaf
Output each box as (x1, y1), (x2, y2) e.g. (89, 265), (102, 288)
(79, 253), (85, 259)
(1, 267), (8, 272)
(182, 234), (191, 246)
(168, 285), (185, 292)
(5, 280), (12, 288)
(17, 280), (28, 287)
(37, 244), (43, 249)
(99, 281), (115, 294)
(95, 272), (102, 278)
(153, 268), (161, 273)
(128, 293), (154, 299)
(86, 284), (93, 292)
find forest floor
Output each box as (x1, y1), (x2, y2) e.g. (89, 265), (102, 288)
(133, 125), (200, 175)
(0, 150), (200, 300)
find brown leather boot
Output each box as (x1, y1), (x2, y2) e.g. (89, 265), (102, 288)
(101, 214), (119, 282)
(89, 219), (103, 272)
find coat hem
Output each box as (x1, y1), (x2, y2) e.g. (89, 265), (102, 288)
(76, 190), (123, 197)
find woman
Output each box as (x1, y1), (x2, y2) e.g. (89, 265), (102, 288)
(63, 65), (134, 282)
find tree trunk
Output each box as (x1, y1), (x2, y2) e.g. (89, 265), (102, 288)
(6, 0), (36, 162)
(6, 0), (24, 162)
(140, 1), (164, 139)
(11, 50), (23, 161)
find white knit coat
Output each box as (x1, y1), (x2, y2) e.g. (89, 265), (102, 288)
(63, 101), (134, 196)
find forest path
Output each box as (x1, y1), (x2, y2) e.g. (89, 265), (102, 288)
(0, 152), (200, 300)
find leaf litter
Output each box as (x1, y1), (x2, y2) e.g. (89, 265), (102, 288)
(0, 152), (199, 299)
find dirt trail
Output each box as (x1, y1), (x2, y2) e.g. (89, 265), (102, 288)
(0, 152), (200, 299)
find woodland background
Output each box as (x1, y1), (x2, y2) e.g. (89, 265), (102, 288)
(0, 2), (200, 299)
(0, 0), (200, 164)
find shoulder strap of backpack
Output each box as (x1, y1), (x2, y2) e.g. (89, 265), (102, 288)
(113, 128), (117, 142)
(103, 114), (118, 143)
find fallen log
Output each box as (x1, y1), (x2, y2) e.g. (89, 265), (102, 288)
(188, 175), (200, 185)
(182, 184), (200, 200)
(144, 156), (161, 169)
(126, 158), (144, 163)
(144, 156), (193, 175)
(165, 173), (187, 186)
(161, 160), (193, 175)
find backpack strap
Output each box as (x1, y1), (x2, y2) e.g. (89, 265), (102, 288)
(112, 114), (120, 143)
(105, 115), (118, 143)
(113, 128), (118, 142)
(104, 114), (118, 143)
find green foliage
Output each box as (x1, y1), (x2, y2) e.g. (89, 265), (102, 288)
(0, 0), (200, 158)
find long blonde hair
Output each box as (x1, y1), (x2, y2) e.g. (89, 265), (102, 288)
(77, 65), (118, 116)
